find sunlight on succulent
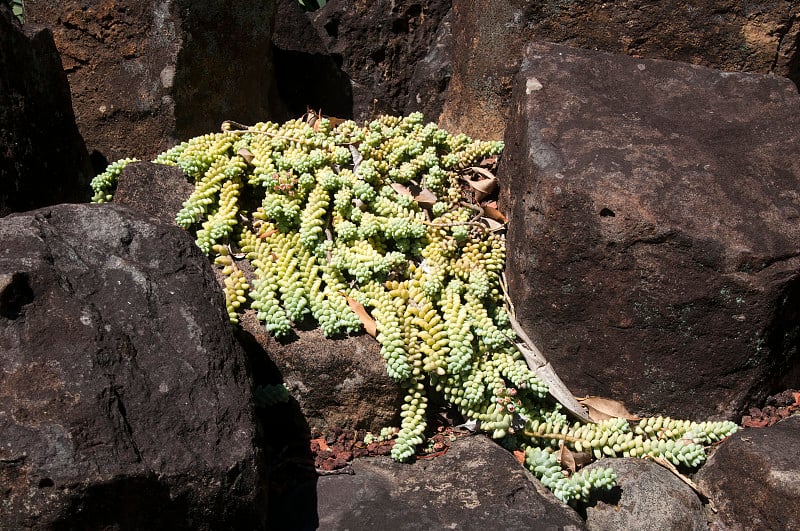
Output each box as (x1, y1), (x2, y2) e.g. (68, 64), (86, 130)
(91, 112), (738, 504)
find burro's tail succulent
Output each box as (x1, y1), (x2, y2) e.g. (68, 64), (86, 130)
(91, 112), (738, 504)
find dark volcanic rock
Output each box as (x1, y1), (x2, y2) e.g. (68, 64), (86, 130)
(583, 459), (706, 531)
(26, 0), (281, 163)
(308, 0), (452, 123)
(240, 311), (403, 434)
(114, 161), (195, 224)
(695, 415), (800, 530)
(0, 204), (267, 529)
(440, 0), (800, 140)
(112, 160), (404, 434)
(314, 435), (586, 530)
(500, 42), (800, 420)
(405, 7), (453, 121)
(0, 4), (92, 217)
(271, 0), (353, 119)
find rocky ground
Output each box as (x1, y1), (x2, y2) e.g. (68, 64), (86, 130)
(2, 0), (799, 528)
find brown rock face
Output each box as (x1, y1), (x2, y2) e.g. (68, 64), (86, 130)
(26, 0), (280, 162)
(0, 204), (267, 528)
(695, 416), (800, 530)
(111, 161), (404, 434)
(306, 0), (453, 123)
(500, 42), (800, 420)
(0, 5), (92, 216)
(239, 303), (403, 434)
(440, 0), (800, 140)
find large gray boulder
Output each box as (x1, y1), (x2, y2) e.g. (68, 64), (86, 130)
(0, 4), (92, 216)
(306, 0), (452, 123)
(695, 415), (800, 530)
(313, 435), (587, 530)
(439, 0), (799, 140)
(27, 0), (282, 162)
(499, 42), (800, 419)
(583, 459), (707, 531)
(0, 204), (267, 529)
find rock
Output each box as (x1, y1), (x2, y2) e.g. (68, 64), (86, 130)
(0, 4), (92, 217)
(499, 42), (800, 419)
(113, 161), (195, 224)
(439, 0), (800, 140)
(271, 0), (353, 119)
(307, 0), (452, 123)
(112, 160), (405, 434)
(26, 0), (282, 163)
(405, 8), (453, 122)
(0, 204), (267, 529)
(582, 458), (706, 531)
(239, 310), (403, 434)
(311, 434), (586, 530)
(695, 415), (800, 530)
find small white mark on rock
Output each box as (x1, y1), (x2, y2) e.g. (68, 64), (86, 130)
(160, 65), (176, 89)
(79, 309), (93, 326)
(553, 186), (562, 194)
(637, 64), (646, 71)
(159, 382), (169, 393)
(526, 77), (543, 94)
(99, 105), (107, 114)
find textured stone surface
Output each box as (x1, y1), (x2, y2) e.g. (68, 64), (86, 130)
(307, 0), (452, 123)
(440, 0), (800, 140)
(405, 7), (453, 122)
(695, 415), (800, 530)
(500, 42), (800, 419)
(114, 161), (195, 224)
(240, 310), (403, 434)
(583, 459), (706, 531)
(112, 160), (404, 434)
(271, 0), (352, 119)
(0, 4), (92, 217)
(27, 0), (281, 163)
(314, 435), (586, 530)
(0, 204), (267, 529)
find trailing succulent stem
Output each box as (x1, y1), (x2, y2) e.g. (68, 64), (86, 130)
(91, 112), (738, 504)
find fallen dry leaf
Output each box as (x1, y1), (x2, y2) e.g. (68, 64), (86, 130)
(480, 217), (505, 231)
(461, 169), (498, 202)
(513, 449), (526, 466)
(483, 204), (508, 224)
(390, 182), (413, 198)
(341, 292), (377, 337)
(237, 147), (254, 165)
(577, 396), (641, 422)
(414, 188), (437, 207)
(557, 442), (576, 474)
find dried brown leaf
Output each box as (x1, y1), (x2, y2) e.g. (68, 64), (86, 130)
(414, 188), (437, 206)
(483, 205), (508, 224)
(513, 449), (526, 466)
(341, 292), (377, 337)
(468, 166), (497, 181)
(577, 396), (641, 422)
(390, 182), (413, 197)
(461, 169), (498, 202)
(557, 442), (576, 474)
(237, 148), (254, 165)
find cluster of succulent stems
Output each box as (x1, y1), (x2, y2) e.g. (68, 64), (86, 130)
(91, 112), (737, 504)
